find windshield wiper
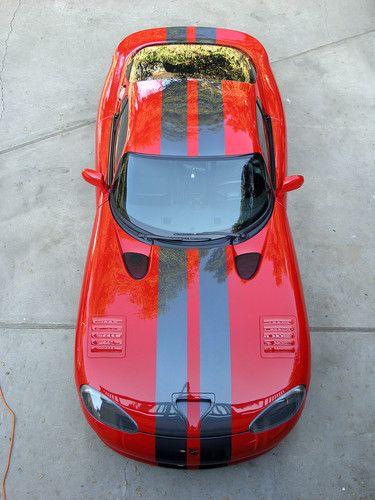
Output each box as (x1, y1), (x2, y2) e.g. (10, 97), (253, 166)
(130, 231), (245, 245)
(171, 231), (241, 242)
(153, 233), (214, 243)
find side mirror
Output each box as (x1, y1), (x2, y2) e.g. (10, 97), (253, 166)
(82, 169), (108, 191)
(280, 175), (304, 194)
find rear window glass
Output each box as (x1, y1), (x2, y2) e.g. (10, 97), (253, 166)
(128, 44), (256, 83)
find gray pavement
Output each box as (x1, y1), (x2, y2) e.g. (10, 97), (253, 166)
(0, 1), (374, 498)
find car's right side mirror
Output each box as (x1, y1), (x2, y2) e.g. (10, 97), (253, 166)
(279, 175), (304, 195)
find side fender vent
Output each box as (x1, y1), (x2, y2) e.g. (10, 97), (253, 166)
(261, 316), (297, 358)
(123, 252), (149, 279)
(235, 252), (260, 280)
(88, 317), (125, 358)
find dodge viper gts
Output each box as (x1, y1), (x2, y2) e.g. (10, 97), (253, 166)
(75, 26), (310, 468)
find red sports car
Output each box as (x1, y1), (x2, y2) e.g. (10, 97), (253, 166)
(75, 26), (310, 468)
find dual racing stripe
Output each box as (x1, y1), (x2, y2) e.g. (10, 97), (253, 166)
(155, 247), (232, 467)
(156, 26), (231, 466)
(161, 26), (223, 157)
(160, 80), (225, 157)
(166, 26), (217, 44)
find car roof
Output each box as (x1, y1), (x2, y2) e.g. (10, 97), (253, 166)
(125, 78), (261, 157)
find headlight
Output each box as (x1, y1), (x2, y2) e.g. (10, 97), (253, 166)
(249, 385), (306, 433)
(80, 385), (138, 433)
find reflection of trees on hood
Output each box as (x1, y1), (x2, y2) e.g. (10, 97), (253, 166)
(90, 212), (233, 321)
(126, 81), (164, 152)
(161, 79), (225, 145)
(129, 44), (255, 83)
(267, 214), (288, 287)
(161, 79), (187, 145)
(200, 247), (229, 284)
(197, 80), (224, 134)
(158, 248), (187, 314)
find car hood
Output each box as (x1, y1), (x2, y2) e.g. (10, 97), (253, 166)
(75, 201), (310, 436)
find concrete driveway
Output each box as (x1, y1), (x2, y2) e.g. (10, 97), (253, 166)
(0, 1), (374, 498)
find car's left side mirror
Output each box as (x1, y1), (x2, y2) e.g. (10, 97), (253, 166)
(82, 169), (108, 192)
(279, 175), (304, 195)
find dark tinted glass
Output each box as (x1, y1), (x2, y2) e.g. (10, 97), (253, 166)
(256, 100), (269, 167)
(129, 44), (256, 83)
(114, 153), (272, 238)
(115, 98), (129, 166)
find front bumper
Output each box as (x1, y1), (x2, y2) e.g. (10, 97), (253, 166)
(81, 403), (304, 468)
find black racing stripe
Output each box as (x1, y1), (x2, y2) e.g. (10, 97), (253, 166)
(200, 436), (232, 467)
(195, 27), (216, 43)
(197, 81), (225, 156)
(166, 26), (187, 42)
(155, 436), (187, 468)
(156, 248), (188, 466)
(161, 80), (188, 155)
(199, 247), (232, 465)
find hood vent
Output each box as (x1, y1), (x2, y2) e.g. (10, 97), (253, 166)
(261, 316), (297, 358)
(235, 252), (260, 280)
(123, 252), (149, 280)
(88, 317), (125, 358)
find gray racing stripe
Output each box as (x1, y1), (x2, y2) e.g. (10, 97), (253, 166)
(195, 27), (217, 43)
(161, 80), (188, 155)
(198, 81), (225, 156)
(199, 246), (232, 464)
(156, 248), (188, 465)
(166, 26), (187, 42)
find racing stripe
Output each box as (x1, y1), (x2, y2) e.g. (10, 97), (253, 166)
(195, 27), (217, 43)
(199, 247), (232, 465)
(166, 26), (187, 42)
(161, 79), (188, 155)
(155, 248), (188, 466)
(197, 81), (225, 156)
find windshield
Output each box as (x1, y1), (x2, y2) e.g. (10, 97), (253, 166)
(112, 153), (273, 240)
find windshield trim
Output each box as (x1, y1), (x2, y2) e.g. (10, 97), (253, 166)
(109, 152), (274, 247)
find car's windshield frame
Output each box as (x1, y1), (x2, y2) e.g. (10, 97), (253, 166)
(109, 152), (275, 246)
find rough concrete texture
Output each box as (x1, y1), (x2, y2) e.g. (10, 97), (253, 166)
(0, 0), (374, 498)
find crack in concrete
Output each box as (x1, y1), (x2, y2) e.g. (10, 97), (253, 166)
(0, 0), (22, 121)
(0, 118), (96, 156)
(0, 322), (74, 330)
(271, 27), (375, 65)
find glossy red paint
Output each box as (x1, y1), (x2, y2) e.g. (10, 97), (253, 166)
(281, 174), (305, 194)
(222, 81), (260, 155)
(76, 26), (310, 468)
(187, 79), (199, 156)
(126, 80), (163, 156)
(126, 78), (260, 157)
(186, 249), (201, 468)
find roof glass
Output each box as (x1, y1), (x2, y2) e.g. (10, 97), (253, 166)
(128, 44), (256, 83)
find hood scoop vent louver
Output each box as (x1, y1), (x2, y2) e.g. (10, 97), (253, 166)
(88, 317), (125, 358)
(172, 393), (215, 424)
(261, 316), (297, 358)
